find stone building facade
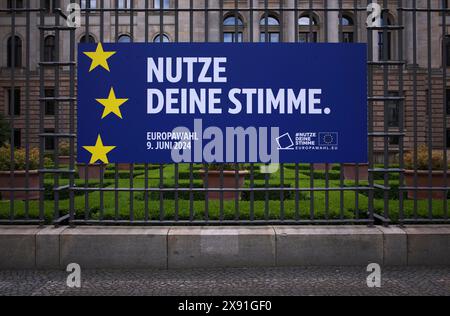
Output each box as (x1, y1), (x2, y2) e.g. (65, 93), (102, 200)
(0, 0), (448, 163)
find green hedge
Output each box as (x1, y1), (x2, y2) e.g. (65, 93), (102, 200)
(346, 182), (406, 200)
(283, 164), (315, 171)
(43, 180), (113, 200)
(174, 170), (272, 181)
(134, 182), (306, 201)
(104, 164), (161, 171)
(373, 173), (400, 181)
(45, 170), (145, 180)
(300, 170), (342, 180)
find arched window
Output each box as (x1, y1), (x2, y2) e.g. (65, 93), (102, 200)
(260, 15), (280, 26)
(79, 34), (96, 43)
(153, 34), (170, 43)
(340, 14), (354, 43)
(298, 13), (319, 43)
(223, 14), (244, 42)
(7, 36), (22, 68)
(118, 34), (132, 43)
(340, 15), (353, 26)
(44, 35), (56, 62)
(260, 14), (280, 43)
(298, 15), (316, 26)
(378, 14), (393, 60)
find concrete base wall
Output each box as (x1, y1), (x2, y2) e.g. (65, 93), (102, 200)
(0, 225), (449, 270)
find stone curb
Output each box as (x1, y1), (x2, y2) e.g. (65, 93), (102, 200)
(0, 225), (449, 269)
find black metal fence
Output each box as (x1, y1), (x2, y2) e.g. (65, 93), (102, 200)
(0, 0), (449, 226)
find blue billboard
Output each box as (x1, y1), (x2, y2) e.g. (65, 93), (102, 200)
(77, 43), (367, 164)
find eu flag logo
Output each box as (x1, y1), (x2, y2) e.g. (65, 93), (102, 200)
(79, 43), (122, 164)
(319, 132), (338, 146)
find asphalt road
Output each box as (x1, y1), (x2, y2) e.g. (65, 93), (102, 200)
(0, 266), (449, 296)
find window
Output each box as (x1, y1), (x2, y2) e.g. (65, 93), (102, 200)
(298, 16), (316, 26)
(340, 14), (354, 43)
(378, 15), (393, 60)
(224, 16), (244, 26)
(260, 15), (280, 43)
(342, 32), (354, 43)
(7, 88), (20, 116)
(153, 34), (170, 43)
(260, 33), (280, 43)
(224, 33), (243, 43)
(154, 0), (170, 9)
(223, 15), (244, 43)
(118, 0), (130, 9)
(45, 89), (55, 116)
(12, 129), (21, 148)
(340, 15), (352, 26)
(445, 36), (450, 67)
(299, 32), (317, 43)
(44, 0), (58, 13)
(447, 129), (450, 148)
(7, 0), (24, 9)
(446, 89), (450, 115)
(44, 129), (55, 151)
(298, 14), (319, 43)
(80, 0), (96, 9)
(118, 34), (132, 43)
(44, 35), (56, 62)
(387, 92), (400, 128)
(7, 36), (22, 68)
(261, 15), (280, 26)
(388, 136), (400, 146)
(378, 32), (392, 60)
(79, 35), (96, 43)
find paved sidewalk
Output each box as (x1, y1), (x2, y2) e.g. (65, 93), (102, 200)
(0, 267), (449, 296)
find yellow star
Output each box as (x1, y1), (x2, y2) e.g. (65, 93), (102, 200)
(82, 135), (116, 164)
(96, 87), (128, 119)
(83, 43), (116, 72)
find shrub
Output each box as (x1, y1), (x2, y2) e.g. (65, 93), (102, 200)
(134, 182), (303, 201)
(105, 164), (160, 171)
(0, 114), (10, 146)
(300, 170), (342, 180)
(347, 182), (407, 200)
(44, 180), (113, 200)
(176, 170), (270, 181)
(282, 164), (310, 171)
(0, 146), (40, 171)
(59, 141), (71, 156)
(204, 163), (247, 171)
(404, 145), (446, 170)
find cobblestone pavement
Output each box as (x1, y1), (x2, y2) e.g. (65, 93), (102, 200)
(0, 267), (449, 296)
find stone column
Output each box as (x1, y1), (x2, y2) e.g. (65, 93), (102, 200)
(430, 3), (442, 69)
(284, 0), (295, 43)
(327, 0), (339, 43)
(208, 0), (221, 42)
(30, 0), (40, 72)
(192, 0), (204, 42)
(248, 0), (260, 42)
(416, 0), (428, 68)
(178, 0), (191, 42)
(134, 0), (147, 42)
